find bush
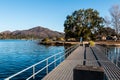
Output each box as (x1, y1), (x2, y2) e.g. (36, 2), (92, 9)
(57, 37), (65, 41)
(42, 38), (51, 42)
(89, 41), (95, 47)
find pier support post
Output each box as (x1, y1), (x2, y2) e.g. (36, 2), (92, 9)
(73, 65), (104, 80)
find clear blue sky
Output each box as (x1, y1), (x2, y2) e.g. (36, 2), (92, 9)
(0, 0), (120, 32)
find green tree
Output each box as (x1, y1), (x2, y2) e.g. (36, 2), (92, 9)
(64, 8), (104, 41)
(96, 27), (116, 36)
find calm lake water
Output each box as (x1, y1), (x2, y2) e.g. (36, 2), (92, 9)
(106, 47), (120, 67)
(0, 40), (65, 80)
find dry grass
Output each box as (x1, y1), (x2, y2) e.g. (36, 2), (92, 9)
(95, 40), (120, 47)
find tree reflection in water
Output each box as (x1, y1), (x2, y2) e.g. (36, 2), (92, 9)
(106, 47), (120, 67)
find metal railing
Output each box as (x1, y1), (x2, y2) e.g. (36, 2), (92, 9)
(5, 44), (79, 80)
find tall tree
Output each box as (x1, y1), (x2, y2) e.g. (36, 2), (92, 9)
(104, 16), (111, 27)
(109, 5), (120, 34)
(64, 8), (104, 41)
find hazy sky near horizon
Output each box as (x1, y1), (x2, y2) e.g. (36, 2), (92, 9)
(0, 0), (120, 32)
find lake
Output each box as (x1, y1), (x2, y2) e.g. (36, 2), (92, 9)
(106, 47), (120, 67)
(0, 40), (65, 80)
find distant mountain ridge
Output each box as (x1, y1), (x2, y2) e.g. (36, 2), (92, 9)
(0, 26), (64, 39)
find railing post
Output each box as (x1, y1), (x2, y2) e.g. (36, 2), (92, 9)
(33, 66), (35, 79)
(116, 48), (119, 66)
(46, 59), (48, 74)
(60, 53), (62, 63)
(54, 55), (56, 67)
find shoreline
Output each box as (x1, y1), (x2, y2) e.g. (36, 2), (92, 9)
(39, 41), (80, 46)
(95, 41), (120, 47)
(40, 41), (120, 47)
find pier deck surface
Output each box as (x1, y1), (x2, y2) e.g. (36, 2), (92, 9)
(43, 45), (120, 80)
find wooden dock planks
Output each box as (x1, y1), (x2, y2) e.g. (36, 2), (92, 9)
(43, 46), (84, 80)
(92, 46), (120, 80)
(85, 47), (99, 67)
(66, 46), (85, 60)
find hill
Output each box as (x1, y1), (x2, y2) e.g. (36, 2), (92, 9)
(0, 26), (64, 39)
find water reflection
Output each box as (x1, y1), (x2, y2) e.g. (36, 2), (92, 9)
(106, 47), (120, 67)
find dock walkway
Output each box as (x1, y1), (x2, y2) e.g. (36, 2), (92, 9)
(43, 45), (120, 80)
(92, 46), (120, 80)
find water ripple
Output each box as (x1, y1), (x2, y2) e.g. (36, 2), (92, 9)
(0, 40), (64, 79)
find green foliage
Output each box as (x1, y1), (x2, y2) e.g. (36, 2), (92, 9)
(95, 27), (117, 36)
(64, 8), (104, 41)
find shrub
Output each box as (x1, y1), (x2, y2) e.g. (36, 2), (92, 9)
(89, 41), (95, 47)
(57, 37), (65, 41)
(42, 38), (51, 42)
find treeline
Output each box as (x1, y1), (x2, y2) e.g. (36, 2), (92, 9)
(0, 33), (39, 39)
